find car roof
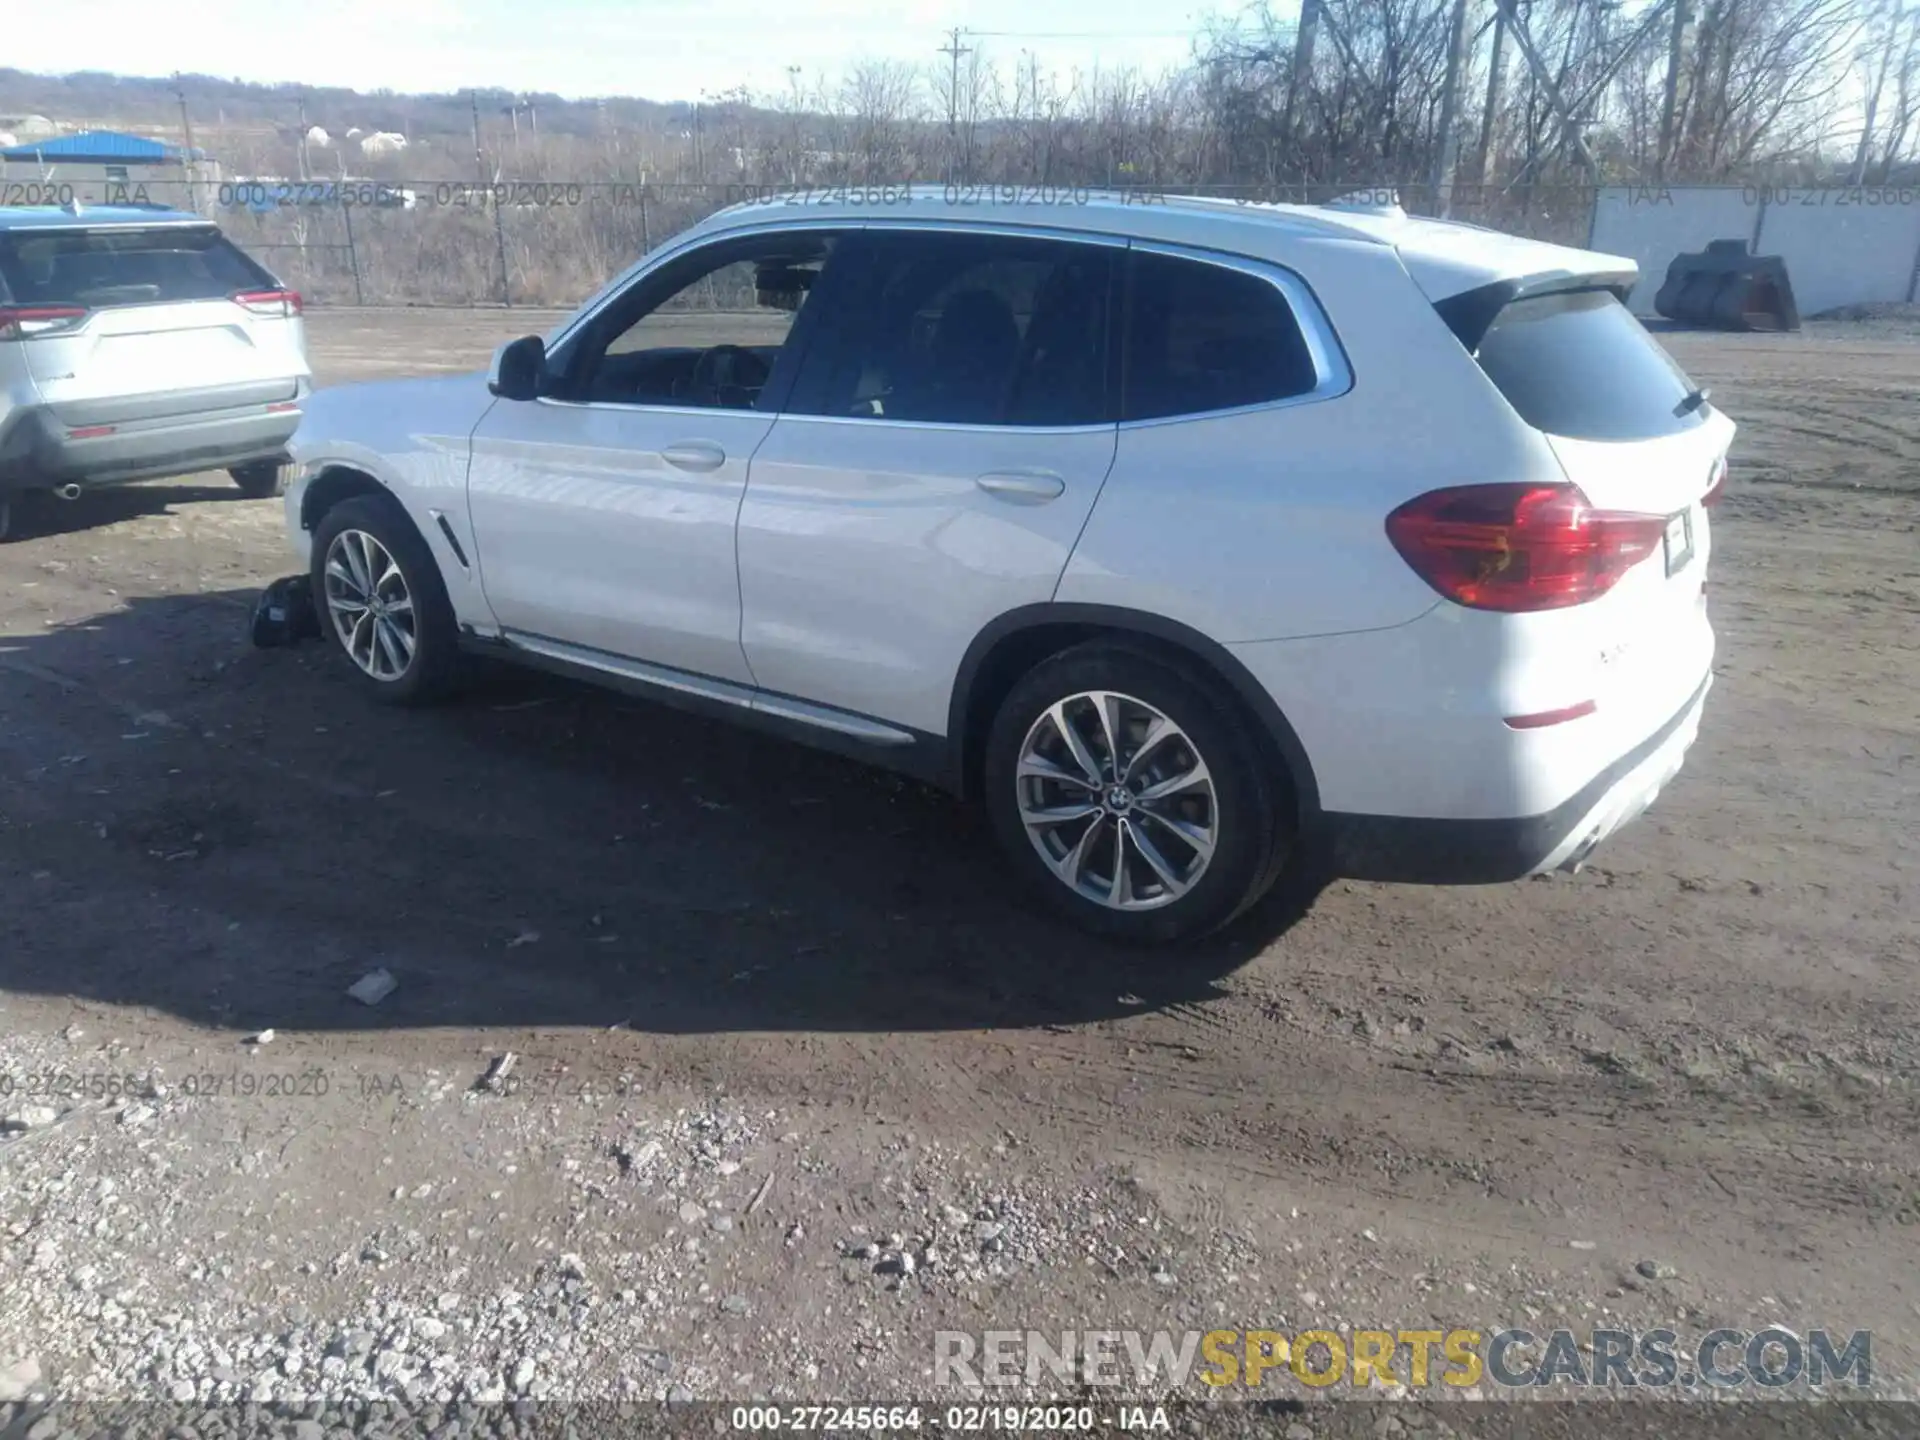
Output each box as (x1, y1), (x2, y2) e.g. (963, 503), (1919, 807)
(688, 186), (1635, 301)
(0, 205), (213, 233)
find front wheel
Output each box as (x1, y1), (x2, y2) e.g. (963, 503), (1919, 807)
(309, 494), (462, 705)
(983, 642), (1288, 945)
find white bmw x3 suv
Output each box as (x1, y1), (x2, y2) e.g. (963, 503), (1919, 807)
(282, 189), (1731, 944)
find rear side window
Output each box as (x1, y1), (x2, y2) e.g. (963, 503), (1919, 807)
(0, 226), (272, 309)
(790, 230), (1116, 427)
(1121, 251), (1321, 422)
(1470, 289), (1705, 441)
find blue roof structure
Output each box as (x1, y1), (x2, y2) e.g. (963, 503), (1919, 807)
(0, 130), (203, 163)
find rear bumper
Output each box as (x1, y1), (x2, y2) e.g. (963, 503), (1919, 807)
(0, 402), (300, 491)
(1323, 673), (1712, 884)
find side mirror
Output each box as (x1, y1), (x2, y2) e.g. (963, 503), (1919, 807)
(488, 335), (547, 401)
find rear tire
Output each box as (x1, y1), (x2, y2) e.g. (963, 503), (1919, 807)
(230, 462), (286, 499)
(983, 641), (1288, 945)
(0, 490), (44, 543)
(309, 494), (462, 706)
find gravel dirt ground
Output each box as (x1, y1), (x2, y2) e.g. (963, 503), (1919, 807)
(1, 308), (1916, 1428)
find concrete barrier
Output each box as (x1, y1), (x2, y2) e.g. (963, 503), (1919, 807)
(1589, 185), (1920, 317)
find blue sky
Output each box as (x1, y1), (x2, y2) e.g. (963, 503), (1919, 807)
(16, 0), (1220, 103)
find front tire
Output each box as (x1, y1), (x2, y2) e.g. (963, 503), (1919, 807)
(309, 494), (461, 705)
(983, 642), (1288, 945)
(231, 462), (286, 499)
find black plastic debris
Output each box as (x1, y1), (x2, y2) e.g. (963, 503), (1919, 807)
(1653, 239), (1800, 332)
(251, 573), (322, 648)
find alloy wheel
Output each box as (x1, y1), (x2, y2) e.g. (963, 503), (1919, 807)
(1014, 690), (1219, 911)
(323, 528), (417, 682)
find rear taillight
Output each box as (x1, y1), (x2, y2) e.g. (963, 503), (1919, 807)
(1385, 483), (1666, 613)
(234, 288), (302, 318)
(0, 304), (88, 342)
(1702, 455), (1728, 507)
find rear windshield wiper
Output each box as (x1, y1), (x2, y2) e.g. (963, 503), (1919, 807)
(1674, 386), (1711, 418)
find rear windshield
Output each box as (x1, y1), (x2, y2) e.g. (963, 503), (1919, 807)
(1470, 288), (1706, 442)
(0, 226), (272, 309)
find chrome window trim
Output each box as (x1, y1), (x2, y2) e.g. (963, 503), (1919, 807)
(854, 218), (1130, 249)
(537, 219), (1352, 431)
(769, 413), (1116, 437)
(531, 396), (769, 419)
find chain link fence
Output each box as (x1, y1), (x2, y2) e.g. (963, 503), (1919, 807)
(2, 178), (1607, 307)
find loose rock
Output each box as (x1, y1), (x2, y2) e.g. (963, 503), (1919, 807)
(0, 1356), (43, 1401)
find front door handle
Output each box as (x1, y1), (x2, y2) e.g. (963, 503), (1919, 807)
(663, 441), (726, 473)
(975, 470), (1066, 504)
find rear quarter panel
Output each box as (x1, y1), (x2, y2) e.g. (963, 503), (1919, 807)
(1056, 236), (1564, 643)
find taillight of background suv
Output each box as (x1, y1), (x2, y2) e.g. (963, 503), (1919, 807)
(0, 304), (89, 341)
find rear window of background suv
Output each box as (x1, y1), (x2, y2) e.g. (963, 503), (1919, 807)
(0, 226), (273, 310)
(1467, 288), (1708, 443)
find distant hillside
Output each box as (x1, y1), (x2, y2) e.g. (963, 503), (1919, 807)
(0, 68), (684, 143)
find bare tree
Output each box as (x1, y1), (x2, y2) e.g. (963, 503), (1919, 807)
(836, 60), (923, 182)
(1670, 0), (1864, 172)
(1883, 7), (1920, 173)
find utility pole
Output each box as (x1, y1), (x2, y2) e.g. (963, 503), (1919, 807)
(939, 26), (972, 182)
(1429, 0), (1473, 217)
(786, 65), (804, 183)
(692, 94), (705, 181)
(469, 90), (488, 187)
(296, 90), (310, 181)
(174, 74), (200, 211)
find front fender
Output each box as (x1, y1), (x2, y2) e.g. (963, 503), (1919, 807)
(282, 375), (497, 631)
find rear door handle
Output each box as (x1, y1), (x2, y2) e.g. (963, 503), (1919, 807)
(975, 470), (1066, 503)
(663, 441), (726, 473)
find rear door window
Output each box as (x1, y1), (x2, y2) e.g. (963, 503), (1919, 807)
(787, 230), (1117, 427)
(0, 226), (274, 309)
(1120, 251), (1323, 422)
(1469, 288), (1706, 441)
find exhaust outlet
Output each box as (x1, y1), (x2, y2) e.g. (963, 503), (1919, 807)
(52, 483), (83, 501)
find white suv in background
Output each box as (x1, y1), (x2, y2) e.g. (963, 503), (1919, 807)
(0, 205), (309, 540)
(281, 190), (1732, 944)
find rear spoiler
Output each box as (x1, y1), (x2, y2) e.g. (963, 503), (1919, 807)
(1432, 268), (1639, 351)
